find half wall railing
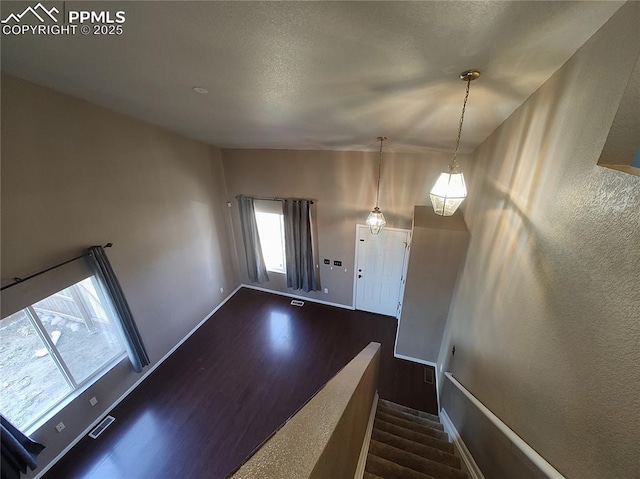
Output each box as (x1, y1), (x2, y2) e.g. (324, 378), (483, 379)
(230, 342), (380, 479)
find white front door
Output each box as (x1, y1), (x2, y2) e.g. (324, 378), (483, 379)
(354, 225), (409, 317)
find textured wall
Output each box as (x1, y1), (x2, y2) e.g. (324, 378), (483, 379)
(1, 75), (237, 477)
(441, 380), (549, 479)
(438, 3), (640, 478)
(222, 148), (462, 307)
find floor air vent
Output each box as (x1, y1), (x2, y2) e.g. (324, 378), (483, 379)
(424, 367), (434, 384)
(89, 415), (115, 439)
(290, 300), (304, 307)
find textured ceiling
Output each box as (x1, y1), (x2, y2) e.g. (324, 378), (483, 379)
(0, 1), (623, 153)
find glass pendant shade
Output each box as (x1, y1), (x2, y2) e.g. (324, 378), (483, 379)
(366, 207), (386, 235)
(367, 136), (387, 235)
(430, 70), (479, 217)
(429, 170), (467, 216)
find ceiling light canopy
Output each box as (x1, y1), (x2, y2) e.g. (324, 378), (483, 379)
(366, 136), (387, 235)
(430, 70), (480, 216)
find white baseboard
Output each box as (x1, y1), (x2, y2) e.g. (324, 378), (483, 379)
(440, 408), (485, 479)
(33, 284), (242, 479)
(241, 284), (355, 310)
(354, 392), (378, 479)
(393, 352), (437, 368)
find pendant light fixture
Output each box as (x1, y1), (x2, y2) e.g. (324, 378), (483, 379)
(430, 70), (480, 216)
(366, 136), (387, 235)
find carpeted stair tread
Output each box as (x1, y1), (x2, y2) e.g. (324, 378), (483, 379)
(371, 428), (461, 469)
(367, 400), (466, 479)
(378, 403), (444, 431)
(379, 398), (440, 423)
(369, 440), (467, 479)
(376, 411), (449, 441)
(374, 418), (455, 454)
(365, 453), (437, 479)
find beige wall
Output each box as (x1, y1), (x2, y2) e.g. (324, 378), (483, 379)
(1, 75), (237, 476)
(438, 3), (640, 478)
(222, 148), (463, 307)
(441, 379), (549, 479)
(397, 207), (469, 363)
(597, 54), (639, 174)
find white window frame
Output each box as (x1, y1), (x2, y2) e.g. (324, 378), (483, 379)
(254, 200), (287, 275)
(1, 276), (127, 434)
(255, 211), (286, 274)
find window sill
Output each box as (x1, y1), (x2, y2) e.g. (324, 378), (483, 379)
(267, 269), (287, 275)
(25, 352), (128, 435)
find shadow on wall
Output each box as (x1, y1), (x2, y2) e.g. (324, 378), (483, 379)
(439, 4), (640, 478)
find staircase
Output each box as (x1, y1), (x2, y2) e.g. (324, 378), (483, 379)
(364, 398), (467, 479)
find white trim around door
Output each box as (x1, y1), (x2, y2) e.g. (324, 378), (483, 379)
(352, 224), (411, 317)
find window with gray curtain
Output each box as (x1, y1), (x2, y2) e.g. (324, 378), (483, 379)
(283, 199), (317, 292)
(0, 246), (148, 435)
(237, 195), (270, 283)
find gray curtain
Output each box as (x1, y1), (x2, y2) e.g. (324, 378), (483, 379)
(1, 414), (45, 479)
(88, 246), (150, 373)
(283, 199), (317, 292)
(236, 196), (270, 283)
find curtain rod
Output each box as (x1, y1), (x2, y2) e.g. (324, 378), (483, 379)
(0, 243), (113, 292)
(236, 195), (314, 204)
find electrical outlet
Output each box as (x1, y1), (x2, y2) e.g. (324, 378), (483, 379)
(323, 288), (328, 294)
(220, 287), (224, 294)
(89, 396), (98, 406)
(55, 422), (65, 432)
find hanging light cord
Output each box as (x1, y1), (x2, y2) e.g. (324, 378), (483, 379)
(451, 78), (471, 170)
(375, 136), (385, 208)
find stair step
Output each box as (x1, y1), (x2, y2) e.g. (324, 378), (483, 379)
(379, 398), (440, 423)
(374, 418), (454, 454)
(366, 453), (437, 479)
(364, 472), (385, 479)
(371, 428), (461, 469)
(369, 440), (467, 479)
(378, 402), (444, 431)
(376, 411), (449, 441)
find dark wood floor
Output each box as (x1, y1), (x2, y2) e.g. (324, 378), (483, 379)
(45, 288), (437, 479)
